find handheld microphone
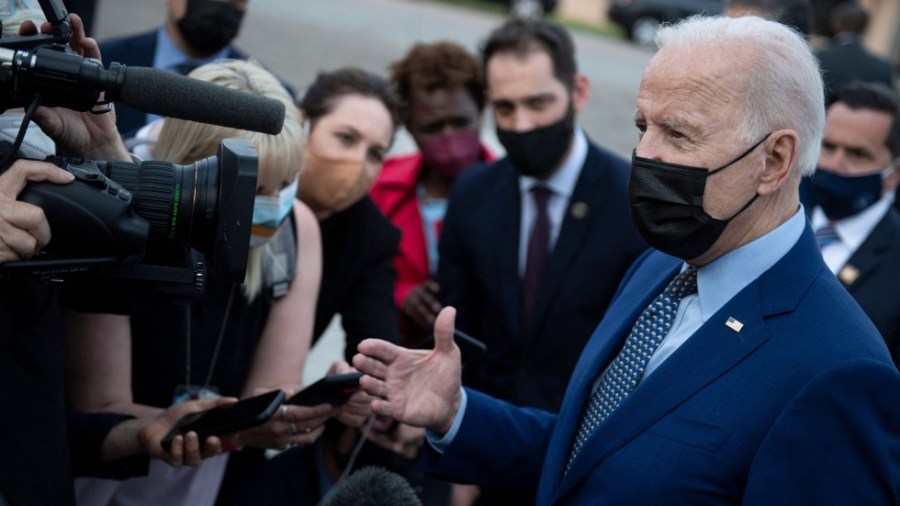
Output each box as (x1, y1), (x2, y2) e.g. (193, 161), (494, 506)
(0, 46), (286, 135)
(320, 466), (422, 506)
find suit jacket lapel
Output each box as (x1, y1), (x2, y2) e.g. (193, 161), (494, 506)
(492, 162), (524, 340)
(842, 211), (897, 292)
(526, 148), (603, 347)
(549, 228), (823, 502)
(537, 259), (681, 500)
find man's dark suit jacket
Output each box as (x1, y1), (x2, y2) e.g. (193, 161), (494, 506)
(436, 140), (647, 412)
(816, 37), (895, 99)
(99, 30), (295, 138)
(431, 226), (900, 504)
(837, 207), (900, 367)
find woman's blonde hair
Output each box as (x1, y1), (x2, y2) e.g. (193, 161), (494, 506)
(154, 59), (304, 300)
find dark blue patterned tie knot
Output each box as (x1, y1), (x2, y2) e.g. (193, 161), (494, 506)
(566, 267), (698, 471)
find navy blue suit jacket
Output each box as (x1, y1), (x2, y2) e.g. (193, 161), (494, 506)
(436, 140), (646, 411)
(431, 225), (900, 504)
(840, 208), (900, 367)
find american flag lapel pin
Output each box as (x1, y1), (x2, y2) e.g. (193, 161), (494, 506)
(725, 317), (744, 332)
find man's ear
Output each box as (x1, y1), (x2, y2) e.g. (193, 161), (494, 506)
(758, 129), (799, 195)
(571, 74), (590, 114)
(884, 156), (900, 192)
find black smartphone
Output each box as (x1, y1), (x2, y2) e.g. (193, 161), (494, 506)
(286, 372), (363, 406)
(414, 328), (488, 367)
(160, 389), (285, 451)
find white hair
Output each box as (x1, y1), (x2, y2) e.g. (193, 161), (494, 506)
(656, 15), (824, 176)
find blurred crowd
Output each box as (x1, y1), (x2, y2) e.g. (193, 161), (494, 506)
(0, 0), (898, 505)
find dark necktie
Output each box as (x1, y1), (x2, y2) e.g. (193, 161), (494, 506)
(566, 268), (699, 471)
(815, 223), (840, 250)
(522, 185), (552, 329)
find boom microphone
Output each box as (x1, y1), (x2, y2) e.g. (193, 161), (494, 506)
(0, 46), (286, 135)
(113, 66), (286, 135)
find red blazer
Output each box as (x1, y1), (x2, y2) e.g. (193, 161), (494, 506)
(371, 148), (493, 311)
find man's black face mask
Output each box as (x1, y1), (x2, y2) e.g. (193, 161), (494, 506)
(628, 133), (771, 260)
(177, 0), (244, 56)
(496, 104), (575, 180)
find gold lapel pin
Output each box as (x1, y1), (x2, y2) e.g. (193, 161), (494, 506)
(725, 317), (744, 333)
(570, 201), (588, 219)
(838, 264), (860, 286)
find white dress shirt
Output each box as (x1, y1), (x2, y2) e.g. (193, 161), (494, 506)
(811, 192), (896, 274)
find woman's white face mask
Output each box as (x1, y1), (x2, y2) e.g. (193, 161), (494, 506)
(250, 178), (297, 247)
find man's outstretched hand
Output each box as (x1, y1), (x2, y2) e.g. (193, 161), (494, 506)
(353, 307), (463, 435)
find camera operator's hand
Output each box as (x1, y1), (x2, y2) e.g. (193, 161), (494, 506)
(0, 160), (74, 263)
(20, 13), (131, 162)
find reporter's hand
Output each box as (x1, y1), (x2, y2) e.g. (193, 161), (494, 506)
(0, 160), (73, 263)
(327, 360), (373, 428)
(234, 388), (334, 450)
(353, 307), (463, 435)
(20, 13), (130, 162)
(402, 280), (442, 329)
(138, 396), (237, 467)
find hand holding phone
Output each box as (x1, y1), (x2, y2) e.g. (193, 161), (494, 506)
(160, 390), (285, 451)
(286, 372), (363, 406)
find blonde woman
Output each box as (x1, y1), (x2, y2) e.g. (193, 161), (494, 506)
(65, 60), (331, 506)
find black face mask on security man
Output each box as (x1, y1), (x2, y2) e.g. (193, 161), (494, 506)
(628, 133), (771, 260)
(496, 106), (574, 179)
(177, 0), (244, 56)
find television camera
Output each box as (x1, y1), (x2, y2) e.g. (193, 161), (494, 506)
(0, 0), (283, 300)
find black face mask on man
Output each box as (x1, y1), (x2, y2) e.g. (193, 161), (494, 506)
(496, 105), (574, 179)
(628, 133), (771, 260)
(176, 0), (244, 56)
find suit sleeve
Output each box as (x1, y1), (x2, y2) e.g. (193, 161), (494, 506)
(743, 359), (900, 504)
(428, 389), (556, 491)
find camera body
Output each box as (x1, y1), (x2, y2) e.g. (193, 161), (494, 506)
(0, 0), (259, 297)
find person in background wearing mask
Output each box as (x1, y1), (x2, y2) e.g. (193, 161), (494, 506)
(99, 0), (295, 138)
(810, 82), (900, 367)
(434, 17), (646, 505)
(65, 60), (336, 506)
(354, 15), (900, 505)
(371, 41), (493, 345)
(295, 67), (403, 358)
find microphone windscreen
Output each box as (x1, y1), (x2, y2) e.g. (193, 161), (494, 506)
(322, 466), (422, 506)
(117, 66), (286, 135)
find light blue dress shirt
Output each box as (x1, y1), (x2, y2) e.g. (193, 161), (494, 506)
(429, 206), (807, 452)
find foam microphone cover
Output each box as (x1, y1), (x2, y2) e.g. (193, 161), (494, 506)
(321, 466), (422, 506)
(116, 66), (286, 135)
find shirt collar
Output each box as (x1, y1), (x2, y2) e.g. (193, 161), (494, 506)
(153, 25), (232, 71)
(687, 206), (806, 321)
(811, 191), (895, 252)
(518, 127), (587, 198)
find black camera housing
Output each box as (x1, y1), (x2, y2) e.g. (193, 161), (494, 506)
(0, 0), (259, 297)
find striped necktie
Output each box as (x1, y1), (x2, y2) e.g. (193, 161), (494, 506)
(567, 268), (699, 471)
(815, 223), (840, 250)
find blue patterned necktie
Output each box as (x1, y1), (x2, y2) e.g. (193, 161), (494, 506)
(566, 268), (699, 471)
(815, 223), (840, 250)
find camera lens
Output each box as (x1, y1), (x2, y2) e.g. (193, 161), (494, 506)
(99, 158), (220, 255)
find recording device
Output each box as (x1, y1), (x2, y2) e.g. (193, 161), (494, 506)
(0, 0), (287, 292)
(320, 466), (422, 506)
(160, 389), (286, 452)
(286, 372), (363, 407)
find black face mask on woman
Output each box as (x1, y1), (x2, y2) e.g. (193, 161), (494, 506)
(628, 133), (771, 260)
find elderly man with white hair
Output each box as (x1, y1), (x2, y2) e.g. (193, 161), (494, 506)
(350, 14), (900, 505)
